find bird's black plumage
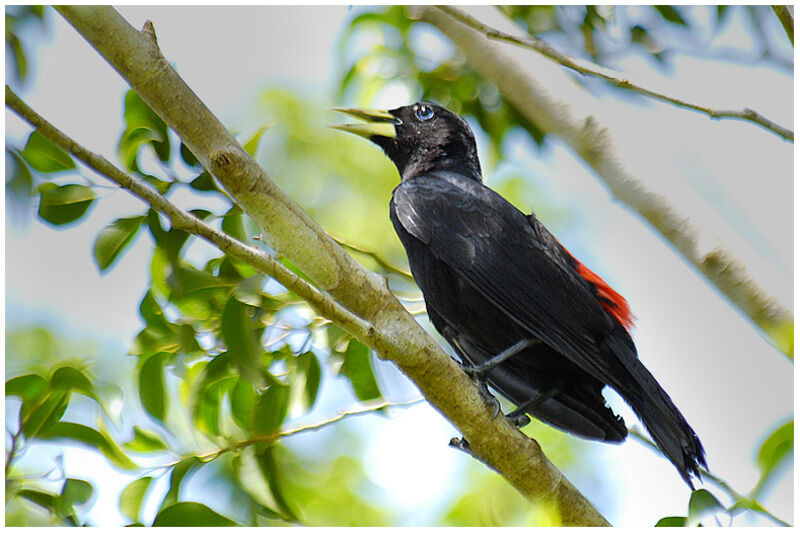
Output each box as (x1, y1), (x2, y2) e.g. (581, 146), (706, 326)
(334, 102), (706, 487)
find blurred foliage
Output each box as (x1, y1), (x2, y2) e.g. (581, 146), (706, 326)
(5, 3), (792, 527)
(5, 5), (46, 83)
(5, 86), (400, 526)
(337, 5), (792, 170)
(499, 5), (792, 71)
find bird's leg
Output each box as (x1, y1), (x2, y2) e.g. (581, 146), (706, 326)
(462, 338), (538, 381)
(505, 386), (562, 428)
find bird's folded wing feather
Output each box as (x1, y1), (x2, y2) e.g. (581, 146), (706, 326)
(393, 173), (622, 383)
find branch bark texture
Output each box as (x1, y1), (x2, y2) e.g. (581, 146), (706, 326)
(437, 6), (793, 142)
(42, 6), (610, 525)
(771, 5), (794, 45)
(419, 6), (793, 359)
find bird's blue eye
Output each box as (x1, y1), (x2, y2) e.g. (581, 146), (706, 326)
(415, 105), (434, 121)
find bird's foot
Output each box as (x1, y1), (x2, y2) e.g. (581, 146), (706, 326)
(474, 380), (501, 418)
(506, 410), (531, 428)
(505, 386), (562, 428)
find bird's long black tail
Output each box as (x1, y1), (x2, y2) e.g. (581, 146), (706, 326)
(604, 334), (706, 488)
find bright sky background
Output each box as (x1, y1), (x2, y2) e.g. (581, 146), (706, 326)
(5, 5), (794, 527)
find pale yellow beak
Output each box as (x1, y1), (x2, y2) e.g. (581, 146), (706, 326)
(330, 107), (399, 139)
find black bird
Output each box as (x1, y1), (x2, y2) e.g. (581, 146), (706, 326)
(333, 102), (706, 487)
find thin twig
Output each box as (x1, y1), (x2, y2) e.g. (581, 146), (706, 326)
(628, 428), (791, 527)
(5, 428), (23, 478)
(436, 6), (793, 142)
(771, 6), (794, 46)
(172, 398), (424, 467)
(329, 234), (415, 282)
(5, 85), (378, 353)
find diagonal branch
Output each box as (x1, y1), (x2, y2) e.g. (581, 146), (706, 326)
(418, 6), (793, 360)
(194, 398), (425, 463)
(329, 233), (415, 282)
(13, 6), (611, 525)
(771, 6), (794, 45)
(5, 84), (376, 348)
(436, 6), (793, 142)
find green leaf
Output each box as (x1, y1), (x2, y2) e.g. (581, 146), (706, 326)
(39, 421), (138, 470)
(254, 384), (291, 436)
(153, 502), (238, 527)
(655, 516), (686, 526)
(653, 5), (687, 26)
(146, 209), (192, 264)
(255, 445), (298, 521)
(8, 33), (27, 81)
(6, 149), (34, 204)
(179, 142), (200, 168)
(94, 216), (144, 271)
(21, 130), (76, 172)
(221, 296), (263, 383)
(139, 290), (174, 334)
(19, 489), (58, 513)
(159, 457), (202, 511)
(124, 426), (169, 453)
(57, 478), (93, 522)
(292, 351), (321, 413)
(687, 488), (724, 524)
(221, 205), (248, 242)
(119, 90), (170, 170)
(230, 378), (257, 433)
(6, 374), (48, 402)
(167, 264), (235, 299)
(131, 326), (180, 358)
(341, 339), (381, 402)
(50, 366), (94, 394)
(120, 477), (153, 523)
(195, 376), (237, 436)
(37, 183), (95, 225)
(189, 170), (220, 193)
(232, 448), (284, 518)
(754, 420), (793, 494)
(243, 125), (271, 157)
(234, 275), (264, 307)
(20, 390), (70, 438)
(139, 353), (167, 421)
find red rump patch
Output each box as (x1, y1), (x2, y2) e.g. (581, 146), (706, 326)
(575, 261), (635, 331)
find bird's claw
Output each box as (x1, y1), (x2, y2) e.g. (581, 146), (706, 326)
(475, 380), (501, 417)
(507, 411), (531, 428)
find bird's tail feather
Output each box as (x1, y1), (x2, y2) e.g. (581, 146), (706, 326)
(604, 335), (706, 487)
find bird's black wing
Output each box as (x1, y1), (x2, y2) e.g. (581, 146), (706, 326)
(392, 172), (621, 384)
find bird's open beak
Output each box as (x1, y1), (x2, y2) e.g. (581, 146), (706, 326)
(330, 107), (399, 139)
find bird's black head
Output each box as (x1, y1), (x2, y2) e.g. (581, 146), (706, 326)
(333, 102), (482, 182)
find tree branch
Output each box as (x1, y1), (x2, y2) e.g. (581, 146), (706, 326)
(771, 6), (794, 45)
(195, 398), (425, 463)
(15, 6), (610, 525)
(436, 6), (793, 142)
(5, 85), (377, 349)
(328, 233), (415, 282)
(417, 6), (793, 359)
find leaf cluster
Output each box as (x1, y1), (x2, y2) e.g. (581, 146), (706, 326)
(6, 89), (391, 526)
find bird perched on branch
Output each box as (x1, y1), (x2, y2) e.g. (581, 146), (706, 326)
(333, 102), (705, 487)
